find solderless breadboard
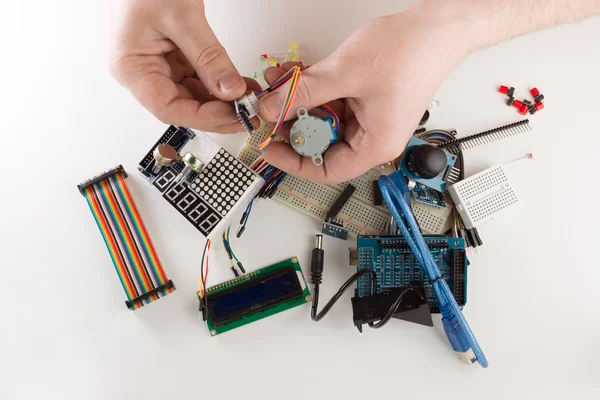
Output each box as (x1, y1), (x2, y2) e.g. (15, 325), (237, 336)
(238, 123), (395, 235)
(448, 164), (518, 229)
(411, 198), (453, 234)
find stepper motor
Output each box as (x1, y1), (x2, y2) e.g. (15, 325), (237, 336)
(290, 107), (337, 166)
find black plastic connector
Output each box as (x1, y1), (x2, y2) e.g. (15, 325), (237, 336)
(326, 184), (356, 221)
(237, 261), (246, 274)
(78, 165), (128, 196)
(311, 235), (324, 284)
(351, 285), (433, 332)
(126, 280), (175, 310)
(373, 181), (383, 206)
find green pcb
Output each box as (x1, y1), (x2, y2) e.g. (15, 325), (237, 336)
(198, 257), (311, 336)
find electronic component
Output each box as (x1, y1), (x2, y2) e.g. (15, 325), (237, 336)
(139, 126), (263, 238)
(412, 182), (446, 207)
(310, 234), (429, 330)
(438, 119), (532, 151)
(518, 104), (528, 115)
(498, 85), (509, 94)
(290, 107), (337, 166)
(378, 175), (487, 368)
(351, 285), (432, 331)
(530, 87), (544, 103)
(199, 257), (311, 336)
(373, 181), (383, 206)
(535, 101), (544, 111)
(448, 163), (519, 229)
(78, 165), (175, 310)
(513, 100), (523, 109)
(320, 183), (355, 240)
(326, 184), (355, 221)
(139, 125), (196, 181)
(234, 93), (259, 134)
(399, 136), (457, 192)
(322, 220), (348, 240)
(238, 121), (395, 236)
(356, 234), (468, 313)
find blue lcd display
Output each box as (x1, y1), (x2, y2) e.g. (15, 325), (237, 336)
(208, 268), (302, 326)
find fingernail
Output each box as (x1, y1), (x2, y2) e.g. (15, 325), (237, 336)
(218, 71), (243, 93)
(260, 93), (283, 120)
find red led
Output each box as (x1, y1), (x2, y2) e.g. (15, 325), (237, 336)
(534, 101), (544, 111)
(519, 104), (528, 115)
(499, 85), (509, 94)
(530, 87), (540, 97)
(513, 100), (523, 108)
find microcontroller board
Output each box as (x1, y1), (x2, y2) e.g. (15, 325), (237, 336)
(356, 235), (467, 313)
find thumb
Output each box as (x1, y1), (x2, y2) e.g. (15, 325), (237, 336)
(169, 14), (246, 101)
(258, 59), (347, 122)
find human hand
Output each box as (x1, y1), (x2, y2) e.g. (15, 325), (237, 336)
(258, 4), (472, 183)
(110, 0), (260, 133)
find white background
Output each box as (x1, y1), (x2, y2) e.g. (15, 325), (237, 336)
(1, 1), (599, 399)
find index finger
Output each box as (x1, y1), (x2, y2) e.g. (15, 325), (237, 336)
(130, 69), (242, 133)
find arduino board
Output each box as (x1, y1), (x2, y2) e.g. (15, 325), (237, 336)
(199, 257), (311, 336)
(356, 235), (467, 313)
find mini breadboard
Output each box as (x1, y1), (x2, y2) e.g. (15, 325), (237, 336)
(139, 126), (263, 238)
(448, 164), (519, 229)
(238, 122), (395, 236)
(356, 235), (467, 313)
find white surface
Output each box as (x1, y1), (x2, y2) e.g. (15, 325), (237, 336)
(1, 1), (599, 399)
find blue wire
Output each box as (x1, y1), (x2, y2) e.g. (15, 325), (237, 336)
(378, 174), (488, 368)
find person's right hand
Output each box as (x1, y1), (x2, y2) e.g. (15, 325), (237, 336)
(257, 3), (473, 183)
(110, 0), (259, 133)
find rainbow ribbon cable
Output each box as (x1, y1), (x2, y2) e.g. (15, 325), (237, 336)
(78, 165), (175, 310)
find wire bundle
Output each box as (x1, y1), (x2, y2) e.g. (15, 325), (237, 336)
(378, 174), (488, 368)
(78, 166), (175, 310)
(236, 156), (287, 238)
(222, 227), (245, 277)
(257, 66), (302, 150)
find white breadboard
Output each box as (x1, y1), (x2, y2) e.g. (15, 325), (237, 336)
(411, 198), (453, 234)
(238, 122), (451, 236)
(448, 164), (518, 229)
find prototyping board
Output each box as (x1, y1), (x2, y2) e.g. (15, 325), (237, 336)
(139, 126), (263, 237)
(448, 164), (519, 229)
(199, 257), (311, 336)
(356, 235), (467, 313)
(238, 123), (396, 236)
